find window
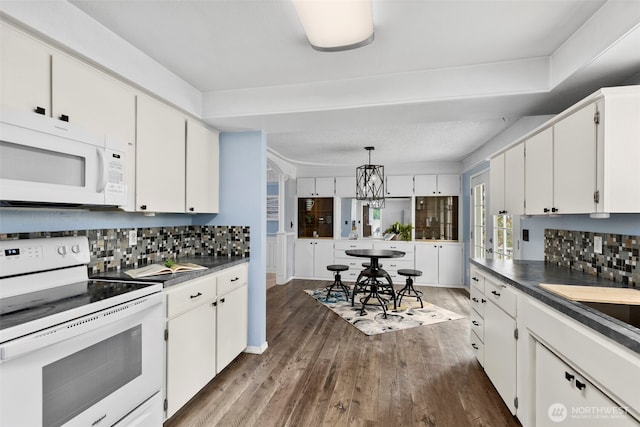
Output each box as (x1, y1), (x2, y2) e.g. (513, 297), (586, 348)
(473, 183), (486, 258)
(494, 214), (513, 260)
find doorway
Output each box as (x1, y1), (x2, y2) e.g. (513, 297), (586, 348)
(470, 170), (492, 259)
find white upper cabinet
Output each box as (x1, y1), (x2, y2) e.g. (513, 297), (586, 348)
(414, 174), (460, 196)
(524, 127), (553, 215)
(521, 86), (640, 215)
(490, 143), (525, 216)
(489, 153), (505, 216)
(334, 176), (355, 198)
(553, 103), (597, 214)
(384, 175), (413, 197)
(136, 95), (186, 213)
(0, 23), (51, 116)
(297, 177), (334, 197)
(186, 120), (219, 213)
(504, 144), (525, 216)
(52, 55), (136, 148)
(594, 89), (640, 213)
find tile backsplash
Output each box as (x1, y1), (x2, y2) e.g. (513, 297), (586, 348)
(1, 225), (250, 274)
(545, 229), (639, 287)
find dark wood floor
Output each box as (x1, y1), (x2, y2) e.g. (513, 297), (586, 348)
(164, 279), (520, 427)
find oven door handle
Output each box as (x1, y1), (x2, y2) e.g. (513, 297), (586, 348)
(0, 293), (162, 361)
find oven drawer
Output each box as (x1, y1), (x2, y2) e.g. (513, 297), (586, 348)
(217, 264), (248, 296)
(165, 274), (217, 318)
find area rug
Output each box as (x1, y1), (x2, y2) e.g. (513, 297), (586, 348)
(304, 289), (465, 336)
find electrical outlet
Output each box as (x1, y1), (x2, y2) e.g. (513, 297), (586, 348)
(129, 230), (137, 246)
(594, 235), (603, 254)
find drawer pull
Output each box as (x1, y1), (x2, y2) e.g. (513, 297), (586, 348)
(472, 277), (479, 282)
(231, 277), (239, 282)
(471, 343), (479, 350)
(575, 380), (586, 391)
(491, 290), (501, 297)
(472, 321), (479, 326)
(565, 371), (574, 382)
(471, 297), (479, 302)
(35, 106), (46, 115)
(190, 292), (202, 299)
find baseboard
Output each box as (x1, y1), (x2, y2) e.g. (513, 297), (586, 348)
(244, 341), (268, 354)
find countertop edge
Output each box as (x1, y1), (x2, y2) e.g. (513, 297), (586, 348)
(469, 259), (640, 355)
(91, 257), (249, 288)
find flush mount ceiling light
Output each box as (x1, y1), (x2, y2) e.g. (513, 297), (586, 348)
(292, 0), (374, 52)
(356, 146), (384, 208)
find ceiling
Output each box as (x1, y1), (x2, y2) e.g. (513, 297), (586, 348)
(69, 0), (640, 167)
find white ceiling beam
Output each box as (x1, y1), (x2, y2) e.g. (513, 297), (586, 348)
(202, 57), (549, 119)
(550, 0), (640, 87)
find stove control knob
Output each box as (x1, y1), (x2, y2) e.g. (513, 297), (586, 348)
(57, 246), (67, 256)
(71, 244), (80, 254)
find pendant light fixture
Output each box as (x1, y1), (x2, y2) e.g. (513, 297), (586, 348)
(292, 0), (374, 52)
(356, 146), (384, 208)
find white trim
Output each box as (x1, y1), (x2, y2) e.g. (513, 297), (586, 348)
(244, 341), (268, 355)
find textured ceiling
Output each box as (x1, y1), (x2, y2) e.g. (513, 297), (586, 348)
(68, 0), (640, 167)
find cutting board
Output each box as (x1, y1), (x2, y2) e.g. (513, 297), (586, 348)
(539, 284), (640, 305)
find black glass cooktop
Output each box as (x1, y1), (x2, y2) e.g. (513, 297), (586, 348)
(0, 280), (157, 331)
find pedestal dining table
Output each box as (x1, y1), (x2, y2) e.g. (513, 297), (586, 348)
(345, 248), (405, 318)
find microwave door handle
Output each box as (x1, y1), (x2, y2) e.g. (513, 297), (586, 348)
(96, 148), (108, 193)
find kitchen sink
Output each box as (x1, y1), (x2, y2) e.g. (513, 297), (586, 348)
(580, 301), (640, 329)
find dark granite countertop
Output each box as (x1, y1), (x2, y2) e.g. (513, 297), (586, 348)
(470, 259), (640, 354)
(91, 256), (249, 289)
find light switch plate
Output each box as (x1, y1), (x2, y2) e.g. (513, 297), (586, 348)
(594, 235), (603, 254)
(129, 230), (137, 246)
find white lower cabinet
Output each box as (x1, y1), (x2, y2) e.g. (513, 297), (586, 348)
(334, 240), (373, 282)
(415, 242), (463, 286)
(484, 297), (517, 414)
(164, 263), (249, 420)
(216, 265), (248, 373)
(165, 275), (217, 418)
(474, 264), (640, 427)
(372, 241), (414, 282)
(294, 239), (334, 279)
(535, 342), (637, 426)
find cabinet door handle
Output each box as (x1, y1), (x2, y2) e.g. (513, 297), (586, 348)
(140, 205), (147, 210)
(190, 292), (202, 299)
(212, 301), (217, 307)
(565, 371), (574, 382)
(472, 277), (479, 282)
(471, 343), (479, 350)
(491, 290), (501, 297)
(544, 208), (550, 213)
(551, 207), (559, 213)
(231, 277), (239, 282)
(471, 297), (479, 302)
(220, 297), (226, 303)
(481, 298), (486, 303)
(34, 106), (46, 115)
(575, 380), (586, 391)
(189, 207), (195, 212)
(59, 114), (69, 122)
(472, 321), (479, 326)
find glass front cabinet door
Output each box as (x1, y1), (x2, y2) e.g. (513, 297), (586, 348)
(414, 196), (459, 241)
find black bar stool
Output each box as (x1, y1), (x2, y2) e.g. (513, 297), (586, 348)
(325, 265), (350, 301)
(396, 269), (423, 308)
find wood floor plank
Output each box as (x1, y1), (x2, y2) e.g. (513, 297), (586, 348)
(164, 280), (521, 427)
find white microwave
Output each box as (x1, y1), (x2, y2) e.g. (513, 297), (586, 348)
(0, 113), (126, 207)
